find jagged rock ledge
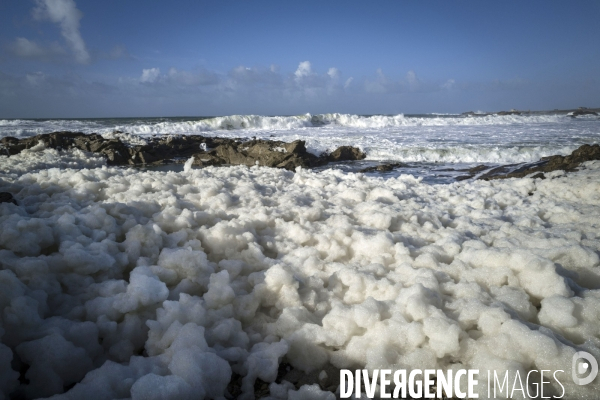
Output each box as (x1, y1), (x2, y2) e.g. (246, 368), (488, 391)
(0, 132), (366, 171)
(451, 144), (600, 181)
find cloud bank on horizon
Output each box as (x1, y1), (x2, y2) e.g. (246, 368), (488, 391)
(0, 0), (598, 117)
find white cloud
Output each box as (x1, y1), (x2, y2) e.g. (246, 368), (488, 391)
(26, 72), (47, 86)
(344, 77), (353, 89)
(140, 68), (160, 83)
(442, 79), (456, 90)
(327, 68), (340, 80)
(293, 61), (341, 93)
(33, 0), (90, 64)
(138, 67), (219, 86)
(294, 61), (312, 80)
(11, 37), (65, 59)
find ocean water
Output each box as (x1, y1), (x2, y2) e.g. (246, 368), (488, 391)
(2, 112), (599, 182)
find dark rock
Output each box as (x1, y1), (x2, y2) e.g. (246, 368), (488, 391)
(359, 162), (406, 173)
(461, 111), (490, 117)
(570, 110), (598, 117)
(436, 168), (457, 172)
(192, 152), (225, 167)
(0, 132), (131, 165)
(328, 146), (366, 162)
(497, 110), (521, 116)
(190, 139), (326, 170)
(1, 132), (87, 155)
(455, 175), (473, 181)
(469, 164), (489, 174)
(445, 164), (491, 181)
(130, 149), (160, 165)
(479, 144), (600, 180)
(0, 192), (17, 205)
(1, 132), (370, 172)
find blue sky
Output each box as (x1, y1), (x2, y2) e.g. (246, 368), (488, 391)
(0, 0), (599, 117)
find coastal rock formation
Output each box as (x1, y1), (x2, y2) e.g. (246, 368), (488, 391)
(478, 144), (600, 180)
(570, 110), (598, 117)
(0, 132), (364, 171)
(193, 139), (327, 170)
(327, 146), (366, 162)
(1, 132), (135, 165)
(496, 110), (521, 116)
(359, 162), (406, 173)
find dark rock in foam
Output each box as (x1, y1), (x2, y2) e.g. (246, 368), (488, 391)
(327, 146), (366, 162)
(570, 110), (598, 118)
(478, 144), (600, 180)
(0, 132), (365, 171)
(196, 139), (328, 170)
(359, 162), (406, 173)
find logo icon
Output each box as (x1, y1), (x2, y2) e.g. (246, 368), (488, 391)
(572, 351), (598, 386)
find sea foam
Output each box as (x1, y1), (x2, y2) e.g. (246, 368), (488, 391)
(0, 149), (599, 398)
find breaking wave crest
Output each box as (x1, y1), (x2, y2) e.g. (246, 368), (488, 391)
(114, 113), (569, 135)
(0, 113), (572, 137)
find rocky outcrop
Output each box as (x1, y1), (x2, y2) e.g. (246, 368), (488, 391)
(327, 146), (366, 162)
(478, 144), (600, 180)
(359, 162), (406, 173)
(1, 132), (136, 165)
(193, 139), (328, 170)
(570, 110), (598, 117)
(0, 132), (364, 171)
(454, 165), (489, 181)
(497, 110), (521, 116)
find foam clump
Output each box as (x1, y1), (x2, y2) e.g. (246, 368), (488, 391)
(0, 156), (599, 399)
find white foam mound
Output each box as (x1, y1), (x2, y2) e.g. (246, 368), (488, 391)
(0, 157), (599, 399)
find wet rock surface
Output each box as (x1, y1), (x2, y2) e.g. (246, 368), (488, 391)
(359, 162), (406, 173)
(435, 145), (600, 181)
(440, 144), (600, 181)
(194, 138), (328, 170)
(0, 132), (366, 171)
(327, 146), (366, 162)
(570, 109), (598, 117)
(478, 144), (600, 180)
(496, 110), (521, 116)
